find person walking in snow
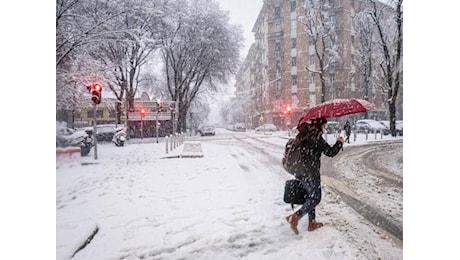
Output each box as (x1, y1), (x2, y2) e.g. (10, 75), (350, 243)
(286, 117), (344, 235)
(344, 120), (351, 143)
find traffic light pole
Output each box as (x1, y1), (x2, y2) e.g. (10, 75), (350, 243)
(93, 103), (98, 160)
(141, 114), (144, 140)
(156, 111), (159, 143)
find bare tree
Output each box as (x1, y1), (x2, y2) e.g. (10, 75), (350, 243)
(56, 0), (125, 122)
(300, 0), (341, 103)
(85, 0), (164, 124)
(354, 10), (374, 103)
(159, 0), (243, 132)
(364, 0), (403, 136)
(56, 0), (165, 125)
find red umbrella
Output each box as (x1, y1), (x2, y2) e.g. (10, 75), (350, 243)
(298, 98), (376, 126)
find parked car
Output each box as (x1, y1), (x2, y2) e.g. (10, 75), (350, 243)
(234, 123), (246, 132)
(354, 119), (384, 133)
(396, 121), (403, 136)
(255, 123), (277, 132)
(378, 120), (403, 136)
(56, 122), (93, 156)
(378, 120), (391, 135)
(325, 121), (340, 134)
(198, 124), (216, 136)
(80, 124), (119, 142)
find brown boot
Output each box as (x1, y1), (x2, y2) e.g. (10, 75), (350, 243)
(308, 219), (324, 231)
(286, 212), (300, 235)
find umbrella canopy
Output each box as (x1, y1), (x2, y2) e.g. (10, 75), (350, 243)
(298, 98), (376, 126)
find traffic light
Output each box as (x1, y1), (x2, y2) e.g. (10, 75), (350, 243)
(89, 83), (102, 104)
(140, 108), (146, 117)
(283, 105), (292, 116)
(156, 101), (164, 112)
(169, 101), (176, 111)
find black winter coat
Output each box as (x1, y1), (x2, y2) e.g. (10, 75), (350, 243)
(294, 136), (342, 181)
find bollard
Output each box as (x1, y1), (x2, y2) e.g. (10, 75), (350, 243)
(381, 130), (383, 139)
(353, 129), (356, 142)
(170, 135), (173, 151)
(374, 129), (377, 140)
(165, 136), (169, 154)
(365, 130), (368, 140)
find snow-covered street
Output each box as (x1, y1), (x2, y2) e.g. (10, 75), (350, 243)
(56, 128), (403, 259)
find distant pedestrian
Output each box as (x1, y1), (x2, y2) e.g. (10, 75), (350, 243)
(344, 120), (351, 143)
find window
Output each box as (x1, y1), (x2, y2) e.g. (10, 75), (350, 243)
(291, 38), (297, 49)
(276, 80), (282, 92)
(291, 20), (297, 32)
(275, 7), (281, 18)
(291, 1), (296, 12)
(330, 73), (335, 87)
(291, 57), (297, 66)
(309, 54), (315, 65)
(310, 72), (316, 83)
(292, 75), (297, 85)
(351, 35), (355, 44)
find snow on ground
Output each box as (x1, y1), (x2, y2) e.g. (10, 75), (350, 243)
(56, 128), (403, 259)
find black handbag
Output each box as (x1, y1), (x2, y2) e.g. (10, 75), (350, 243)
(283, 179), (308, 209)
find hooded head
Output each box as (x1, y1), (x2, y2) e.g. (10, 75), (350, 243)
(297, 117), (327, 137)
(312, 117), (327, 128)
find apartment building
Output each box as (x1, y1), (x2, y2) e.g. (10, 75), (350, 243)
(236, 0), (403, 129)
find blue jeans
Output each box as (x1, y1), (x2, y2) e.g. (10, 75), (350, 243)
(297, 179), (322, 221)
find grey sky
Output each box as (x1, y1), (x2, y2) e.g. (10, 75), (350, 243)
(218, 0), (264, 59)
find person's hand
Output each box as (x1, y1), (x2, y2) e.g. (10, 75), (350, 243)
(337, 136), (345, 143)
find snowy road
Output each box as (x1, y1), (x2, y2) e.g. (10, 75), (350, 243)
(56, 129), (403, 259)
(184, 131), (403, 257)
(322, 141), (403, 242)
(223, 133), (404, 245)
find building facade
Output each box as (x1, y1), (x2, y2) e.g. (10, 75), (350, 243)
(70, 93), (177, 138)
(235, 0), (403, 129)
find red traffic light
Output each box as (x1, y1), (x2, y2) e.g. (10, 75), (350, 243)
(286, 105), (291, 112)
(140, 108), (146, 115)
(90, 83), (102, 104)
(93, 83), (102, 92)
